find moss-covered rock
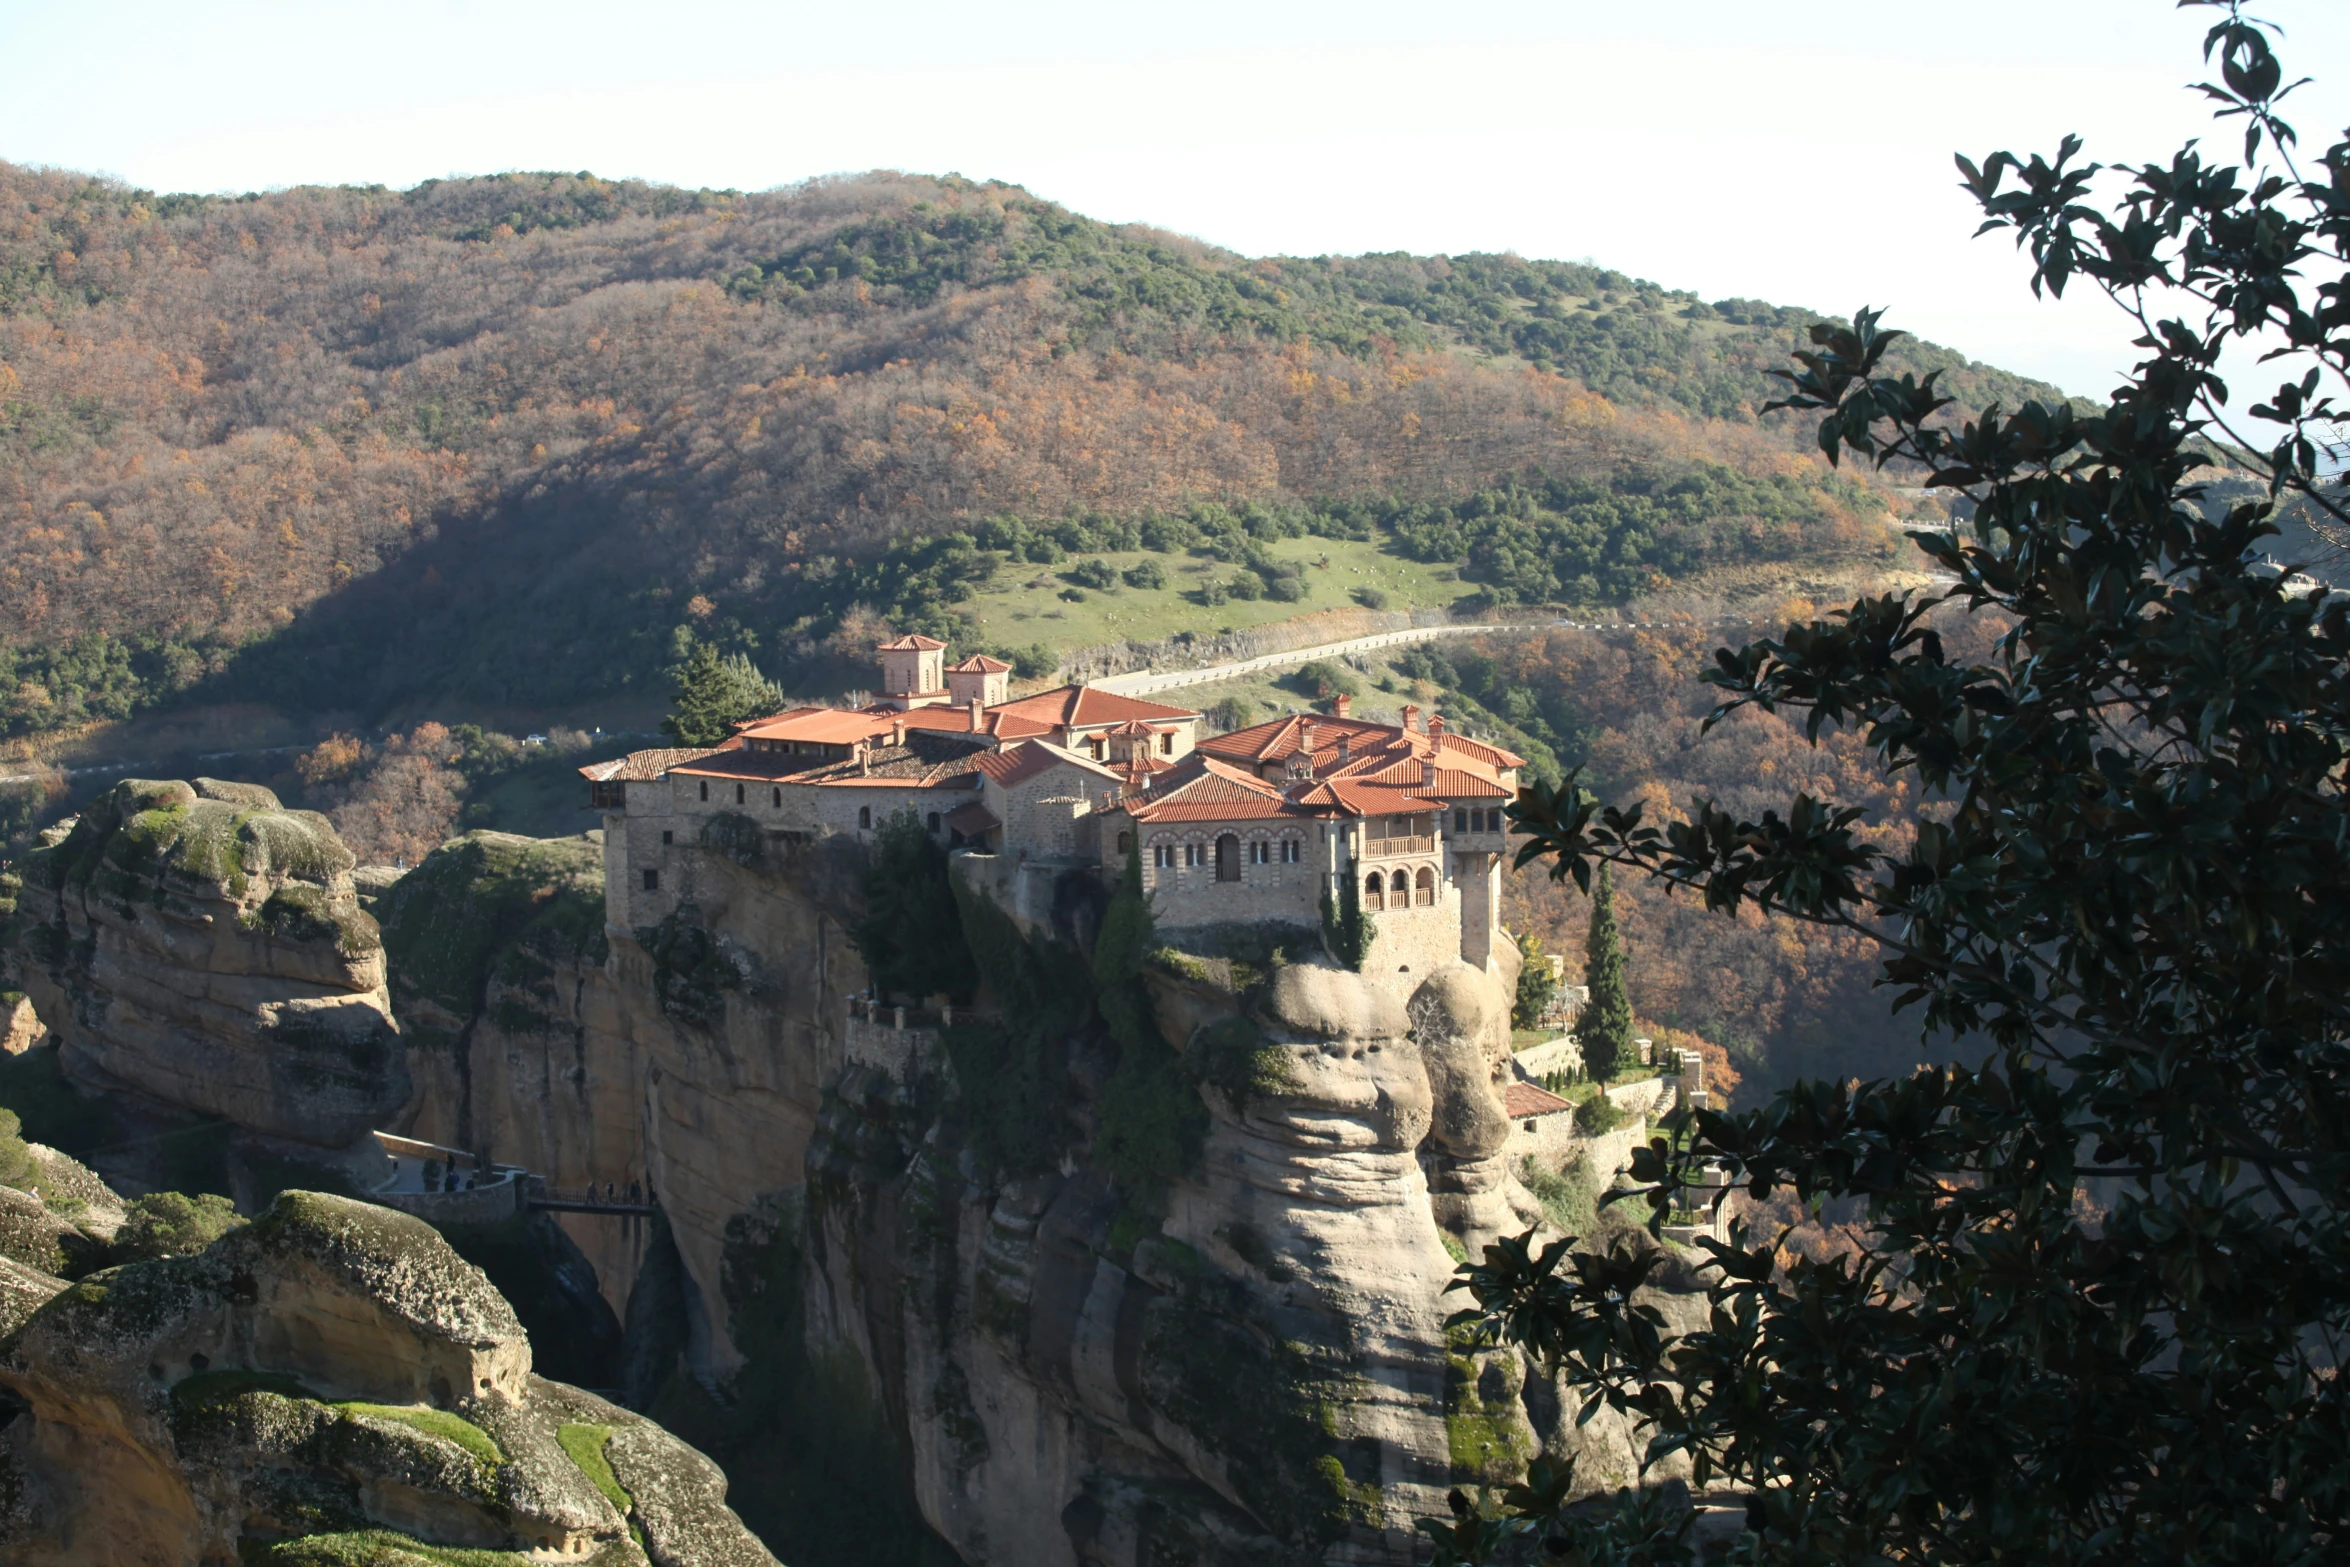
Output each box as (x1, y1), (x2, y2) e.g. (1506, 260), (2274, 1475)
(0, 777), (404, 1153)
(0, 1191), (776, 1565)
(374, 832), (605, 1030)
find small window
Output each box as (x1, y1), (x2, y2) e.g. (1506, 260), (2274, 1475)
(1154, 844), (1176, 869)
(642, 869), (659, 891)
(1185, 843), (1204, 868)
(772, 787), (782, 807)
(699, 780), (709, 801)
(1159, 732), (1173, 755)
(859, 806), (872, 829)
(1282, 839), (1300, 863)
(1455, 809), (1468, 833)
(928, 811), (942, 833)
(735, 783), (745, 805)
(1118, 832), (1132, 853)
(661, 830), (673, 845)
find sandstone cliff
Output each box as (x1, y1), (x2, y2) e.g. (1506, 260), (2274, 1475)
(0, 1188), (777, 1566)
(0, 779), (403, 1158)
(2, 787), (1696, 1565)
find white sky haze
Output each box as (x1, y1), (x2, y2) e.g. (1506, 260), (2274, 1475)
(3, 0), (2347, 400)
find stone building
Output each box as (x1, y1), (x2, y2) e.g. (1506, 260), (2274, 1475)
(583, 642), (1519, 978)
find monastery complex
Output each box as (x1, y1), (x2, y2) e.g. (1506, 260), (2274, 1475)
(583, 636), (1524, 983)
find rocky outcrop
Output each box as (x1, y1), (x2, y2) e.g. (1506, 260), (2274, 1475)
(383, 829), (868, 1370)
(0, 779), (403, 1153)
(791, 945), (1560, 1567)
(0, 1188), (776, 1566)
(3, 785), (1690, 1565)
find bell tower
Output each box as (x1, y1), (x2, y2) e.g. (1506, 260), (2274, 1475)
(874, 635), (948, 709)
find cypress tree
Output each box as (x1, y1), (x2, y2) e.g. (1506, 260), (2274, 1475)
(663, 644), (784, 747)
(1579, 863), (1636, 1081)
(1092, 839), (1202, 1192)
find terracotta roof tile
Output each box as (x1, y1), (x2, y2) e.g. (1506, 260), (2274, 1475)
(877, 634), (948, 651)
(579, 746), (726, 783)
(944, 802), (1000, 834)
(987, 684), (1201, 730)
(1503, 1083), (1577, 1118)
(947, 653), (1011, 673)
(734, 708), (893, 745)
(1430, 768), (1512, 799)
(973, 740), (1122, 790)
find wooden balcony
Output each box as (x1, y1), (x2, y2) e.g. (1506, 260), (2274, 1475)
(1362, 834), (1437, 858)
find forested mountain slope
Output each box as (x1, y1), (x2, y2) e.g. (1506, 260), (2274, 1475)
(0, 165), (2063, 736)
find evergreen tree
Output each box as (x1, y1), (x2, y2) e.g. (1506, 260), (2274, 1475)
(1578, 863), (1635, 1081)
(849, 811), (975, 1004)
(662, 644), (784, 747)
(1510, 928), (1558, 1030)
(1092, 839), (1202, 1192)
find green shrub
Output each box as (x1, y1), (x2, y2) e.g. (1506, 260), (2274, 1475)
(1122, 559), (1167, 590)
(1574, 1095), (1624, 1136)
(109, 1192), (244, 1263)
(1351, 586), (1390, 610)
(1067, 558), (1119, 590)
(1227, 571), (1265, 601)
(1207, 696), (1257, 732)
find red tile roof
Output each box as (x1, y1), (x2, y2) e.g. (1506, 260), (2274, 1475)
(987, 684), (1201, 730)
(1503, 1082), (1577, 1119)
(734, 708), (893, 745)
(1437, 731), (1525, 769)
(944, 802), (1000, 834)
(1289, 778), (1448, 816)
(579, 746), (727, 783)
(947, 653), (1011, 673)
(877, 634), (947, 651)
(973, 740), (1121, 790)
(1126, 757), (1312, 823)
(1429, 768), (1511, 799)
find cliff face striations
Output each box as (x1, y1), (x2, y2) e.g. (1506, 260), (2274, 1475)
(1, 787), (1675, 1564)
(0, 779), (403, 1153)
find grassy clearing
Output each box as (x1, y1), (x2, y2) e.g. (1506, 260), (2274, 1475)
(557, 1421), (631, 1514)
(239, 1532), (537, 1566)
(333, 1403), (503, 1468)
(958, 534), (1478, 653)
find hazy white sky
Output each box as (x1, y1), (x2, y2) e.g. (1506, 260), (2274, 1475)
(3, 0), (2345, 401)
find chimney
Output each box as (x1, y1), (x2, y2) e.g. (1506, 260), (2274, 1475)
(968, 699), (984, 733)
(890, 717), (906, 747)
(1330, 692), (1352, 718)
(858, 742), (872, 777)
(1336, 734), (1352, 766)
(1401, 704), (1421, 733)
(1428, 711), (1446, 739)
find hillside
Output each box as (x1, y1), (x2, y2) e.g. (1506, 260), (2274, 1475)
(0, 164), (2065, 743)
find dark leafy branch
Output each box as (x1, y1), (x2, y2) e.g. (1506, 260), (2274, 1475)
(1442, 6), (2350, 1562)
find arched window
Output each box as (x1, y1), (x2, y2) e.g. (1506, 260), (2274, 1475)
(858, 806), (872, 829)
(928, 811), (942, 834)
(1415, 866), (1436, 906)
(1363, 871), (1386, 910)
(1215, 833), (1241, 882)
(1389, 870), (1411, 902)
(1117, 832), (1132, 854)
(772, 787), (782, 807)
(735, 783), (745, 805)
(699, 781), (709, 801)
